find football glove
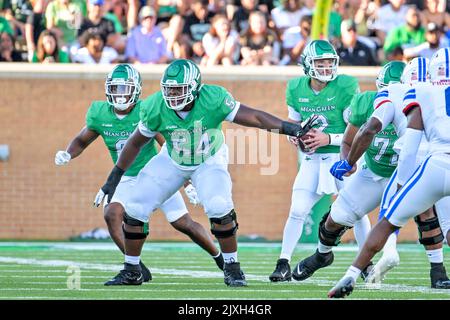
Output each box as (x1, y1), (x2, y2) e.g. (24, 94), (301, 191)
(330, 159), (353, 181)
(184, 183), (201, 206)
(55, 150), (71, 165)
(94, 166), (125, 207)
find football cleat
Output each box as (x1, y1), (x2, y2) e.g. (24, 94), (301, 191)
(365, 250), (399, 284)
(104, 263), (144, 286)
(292, 250), (334, 281)
(269, 258), (292, 282)
(140, 261), (152, 282)
(328, 276), (355, 298)
(223, 262), (247, 287)
(214, 252), (225, 271)
(430, 264), (450, 289)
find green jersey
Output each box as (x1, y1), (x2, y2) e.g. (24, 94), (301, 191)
(349, 91), (398, 178)
(286, 74), (359, 153)
(86, 100), (158, 177)
(140, 84), (238, 166)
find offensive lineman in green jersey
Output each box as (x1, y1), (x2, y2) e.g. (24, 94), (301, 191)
(269, 39), (372, 282)
(291, 61), (405, 282)
(94, 59), (315, 287)
(55, 64), (224, 285)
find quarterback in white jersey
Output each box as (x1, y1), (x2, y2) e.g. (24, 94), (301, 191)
(328, 48), (450, 298)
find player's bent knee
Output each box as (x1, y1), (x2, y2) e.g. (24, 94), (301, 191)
(414, 210), (445, 246)
(104, 203), (124, 224)
(204, 196), (230, 215)
(209, 209), (238, 239)
(122, 212), (149, 240)
(319, 211), (351, 246)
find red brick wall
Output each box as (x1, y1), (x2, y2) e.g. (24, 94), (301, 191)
(0, 71), (419, 241)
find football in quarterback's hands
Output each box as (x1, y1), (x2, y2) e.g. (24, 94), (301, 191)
(299, 133), (313, 153)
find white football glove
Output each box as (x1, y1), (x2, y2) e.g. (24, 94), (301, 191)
(93, 188), (106, 207)
(287, 135), (300, 147)
(55, 150), (71, 165)
(184, 183), (201, 206)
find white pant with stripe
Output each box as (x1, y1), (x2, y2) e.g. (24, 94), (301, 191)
(384, 153), (450, 236)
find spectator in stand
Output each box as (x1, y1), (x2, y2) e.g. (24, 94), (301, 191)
(208, 0), (226, 15)
(337, 19), (378, 66)
(0, 31), (24, 61)
(279, 13), (311, 65)
(420, 0), (450, 31)
(404, 22), (449, 60)
(179, 0), (215, 63)
(0, 14), (13, 35)
(231, 0), (260, 36)
(25, 0), (50, 62)
(1, 0), (32, 38)
(32, 29), (70, 62)
(45, 0), (87, 50)
(77, 0), (125, 53)
(125, 5), (171, 64)
(383, 5), (426, 59)
(240, 10), (279, 66)
(371, 0), (409, 43)
(271, 0), (311, 42)
(201, 13), (239, 66)
(354, 0), (382, 38)
(72, 29), (119, 63)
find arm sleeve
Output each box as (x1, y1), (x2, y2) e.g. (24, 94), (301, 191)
(397, 128), (423, 186)
(371, 90), (395, 131)
(225, 102), (241, 122)
(287, 106), (301, 122)
(138, 121), (157, 138)
(402, 88), (419, 115)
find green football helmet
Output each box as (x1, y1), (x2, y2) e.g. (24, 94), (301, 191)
(376, 61), (406, 90)
(160, 59), (202, 111)
(300, 40), (340, 82)
(105, 64), (142, 111)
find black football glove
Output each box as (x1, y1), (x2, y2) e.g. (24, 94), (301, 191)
(93, 166), (125, 207)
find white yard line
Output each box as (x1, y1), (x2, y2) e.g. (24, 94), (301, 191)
(0, 256), (449, 296)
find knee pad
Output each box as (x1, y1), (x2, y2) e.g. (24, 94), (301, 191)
(122, 212), (149, 240)
(204, 196), (230, 215)
(319, 210), (351, 246)
(209, 209), (238, 239)
(414, 207), (444, 246)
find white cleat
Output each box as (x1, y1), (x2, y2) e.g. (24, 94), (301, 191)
(365, 250), (400, 284)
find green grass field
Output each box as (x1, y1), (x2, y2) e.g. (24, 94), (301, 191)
(0, 241), (449, 300)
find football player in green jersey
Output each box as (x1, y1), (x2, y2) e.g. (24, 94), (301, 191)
(269, 39), (372, 282)
(95, 59), (314, 287)
(55, 64), (225, 284)
(291, 61), (405, 283)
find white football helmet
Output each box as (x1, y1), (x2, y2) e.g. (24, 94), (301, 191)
(429, 47), (450, 85)
(400, 57), (430, 85)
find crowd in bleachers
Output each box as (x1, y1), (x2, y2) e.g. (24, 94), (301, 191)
(0, 0), (449, 65)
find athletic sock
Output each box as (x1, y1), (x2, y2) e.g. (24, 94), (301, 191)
(354, 216), (371, 251)
(223, 252), (238, 264)
(280, 217), (304, 262)
(426, 248), (443, 264)
(125, 255), (140, 265)
(344, 265), (361, 282)
(318, 241), (333, 254)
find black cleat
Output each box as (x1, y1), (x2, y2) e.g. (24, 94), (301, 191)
(140, 261), (152, 282)
(269, 258), (292, 282)
(292, 250), (334, 281)
(360, 261), (374, 282)
(104, 263), (144, 286)
(328, 277), (355, 298)
(214, 253), (225, 271)
(223, 262), (247, 287)
(431, 264), (450, 289)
